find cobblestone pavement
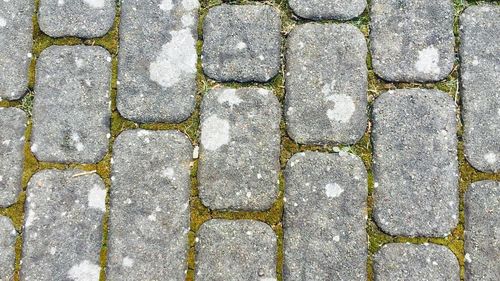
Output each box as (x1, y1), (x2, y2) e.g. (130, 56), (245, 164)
(0, 1), (499, 281)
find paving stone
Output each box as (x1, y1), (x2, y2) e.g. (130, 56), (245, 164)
(202, 4), (281, 83)
(198, 88), (281, 210)
(285, 23), (367, 144)
(31, 45), (111, 163)
(460, 5), (500, 173)
(374, 243), (459, 281)
(22, 169), (106, 280)
(107, 129), (192, 280)
(372, 89), (458, 237)
(0, 216), (16, 280)
(289, 0), (366, 20)
(196, 219), (277, 281)
(465, 180), (500, 281)
(0, 0), (33, 100)
(0, 108), (27, 207)
(38, 0), (115, 38)
(370, 0), (455, 82)
(117, 0), (199, 123)
(284, 152), (367, 280)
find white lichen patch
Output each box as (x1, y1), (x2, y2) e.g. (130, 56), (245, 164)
(325, 94), (356, 123)
(181, 14), (194, 27)
(324, 183), (344, 198)
(465, 253), (472, 263)
(484, 152), (497, 164)
(67, 260), (101, 281)
(415, 46), (441, 75)
(201, 115), (230, 151)
(182, 0), (199, 10)
(83, 0), (105, 9)
(217, 89), (242, 107)
(122, 256), (134, 267)
(0, 17), (7, 28)
(150, 29), (196, 88)
(87, 184), (106, 212)
(159, 0), (173, 11)
(25, 209), (36, 228)
(161, 167), (175, 179)
(236, 42), (247, 50)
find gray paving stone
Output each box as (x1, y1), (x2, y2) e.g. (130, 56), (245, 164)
(289, 0), (366, 20)
(0, 108), (27, 207)
(202, 4), (281, 83)
(22, 169), (106, 281)
(198, 88), (281, 211)
(38, 0), (115, 38)
(372, 89), (458, 237)
(0, 216), (16, 280)
(0, 0), (33, 100)
(108, 129), (192, 280)
(117, 0), (199, 123)
(284, 152), (367, 280)
(31, 45), (111, 163)
(196, 219), (277, 281)
(285, 23), (368, 144)
(370, 0), (455, 82)
(374, 243), (459, 281)
(460, 5), (500, 173)
(465, 180), (500, 281)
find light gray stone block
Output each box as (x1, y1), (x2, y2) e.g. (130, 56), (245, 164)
(198, 88), (281, 210)
(0, 0), (33, 100)
(38, 0), (115, 38)
(117, 0), (199, 123)
(285, 23), (368, 144)
(284, 152), (368, 280)
(370, 0), (455, 82)
(107, 129), (192, 280)
(0, 216), (16, 281)
(372, 89), (458, 237)
(196, 219), (277, 281)
(21, 169), (106, 281)
(289, 0), (366, 20)
(0, 108), (27, 207)
(460, 5), (500, 173)
(31, 45), (111, 163)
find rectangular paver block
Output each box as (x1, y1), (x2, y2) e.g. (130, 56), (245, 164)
(285, 23), (368, 144)
(198, 88), (281, 210)
(0, 108), (27, 207)
(372, 89), (458, 237)
(38, 0), (115, 38)
(107, 129), (192, 280)
(196, 219), (277, 281)
(202, 4), (281, 83)
(460, 5), (500, 173)
(0, 216), (16, 280)
(284, 152), (368, 280)
(289, 0), (366, 20)
(465, 180), (500, 281)
(117, 0), (199, 123)
(370, 0), (455, 82)
(31, 45), (111, 163)
(22, 169), (106, 280)
(0, 0), (33, 100)
(374, 243), (459, 281)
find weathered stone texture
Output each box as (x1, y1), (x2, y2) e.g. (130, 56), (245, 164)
(0, 216), (16, 280)
(289, 0), (366, 20)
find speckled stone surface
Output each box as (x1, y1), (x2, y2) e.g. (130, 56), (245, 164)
(465, 181), (500, 281)
(196, 219), (277, 281)
(202, 4), (281, 83)
(38, 0), (115, 38)
(289, 0), (366, 20)
(0, 108), (26, 207)
(284, 152), (367, 280)
(117, 0), (199, 123)
(0, 216), (16, 280)
(372, 89), (458, 237)
(370, 0), (455, 82)
(31, 45), (111, 163)
(285, 23), (368, 145)
(0, 0), (33, 100)
(460, 5), (500, 173)
(198, 88), (281, 211)
(107, 129), (192, 280)
(374, 243), (459, 281)
(21, 169), (106, 281)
